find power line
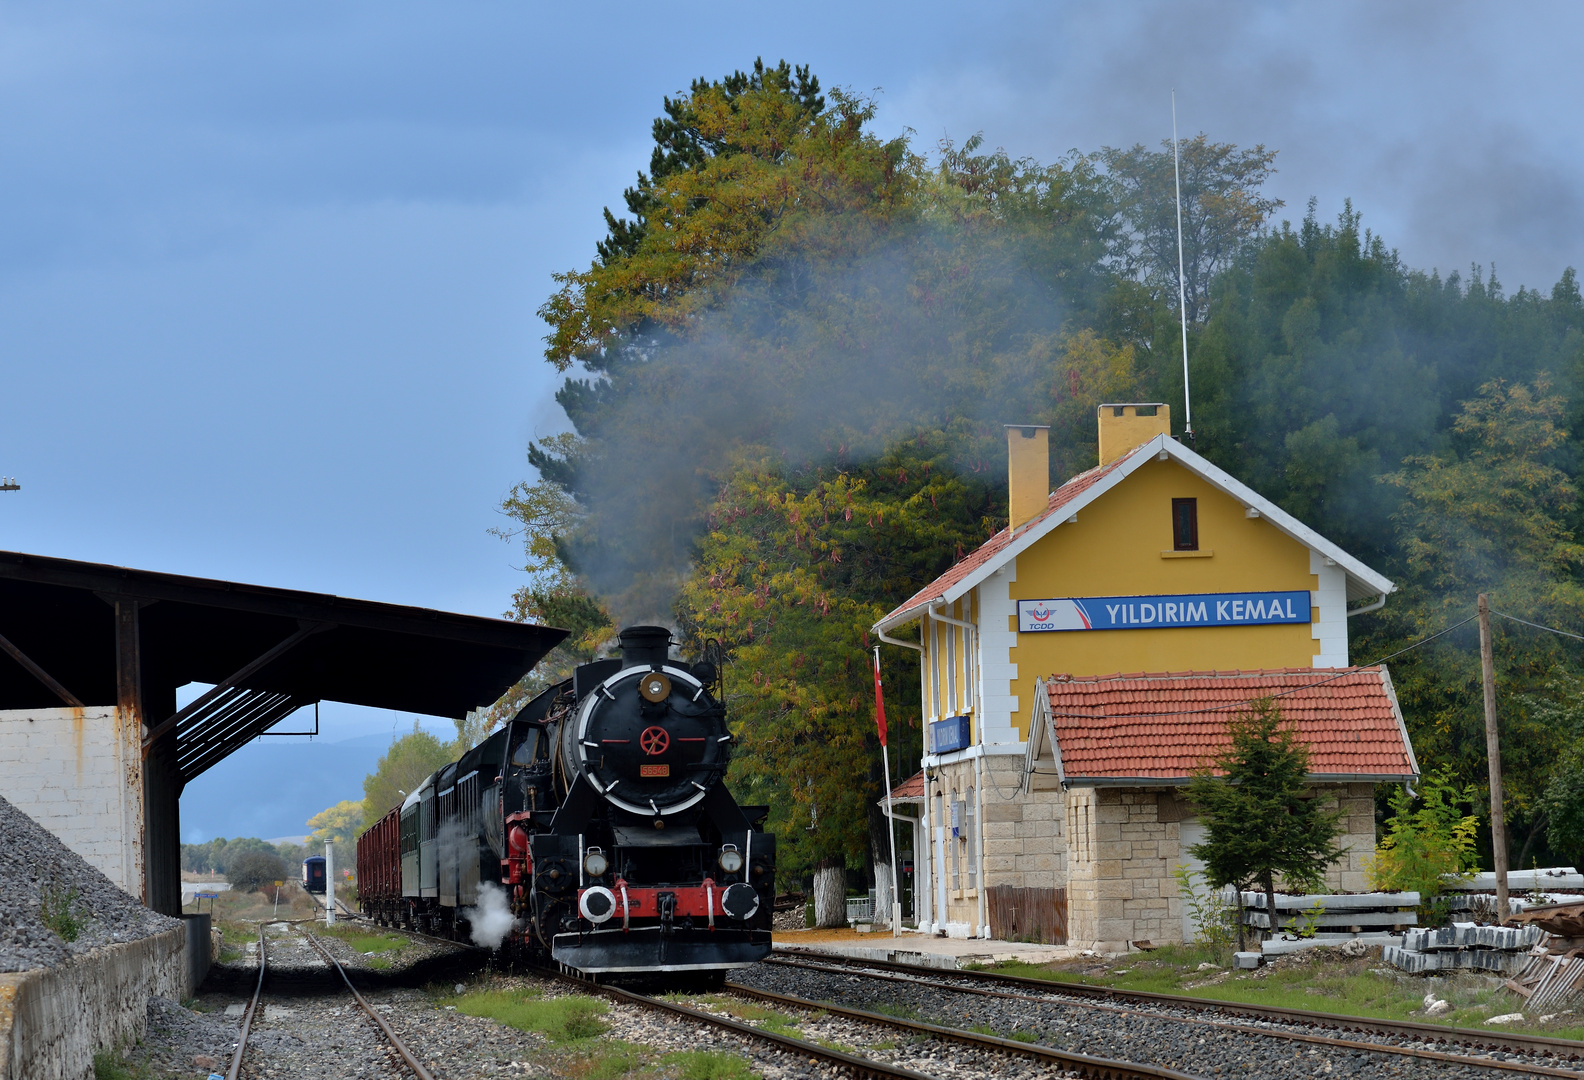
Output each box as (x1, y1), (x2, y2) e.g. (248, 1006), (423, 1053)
(1492, 609), (1584, 643)
(1047, 613), (1481, 724)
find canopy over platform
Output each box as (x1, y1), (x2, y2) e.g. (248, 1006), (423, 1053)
(0, 550), (566, 912)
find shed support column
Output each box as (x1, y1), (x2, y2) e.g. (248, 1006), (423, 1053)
(119, 599), (174, 915)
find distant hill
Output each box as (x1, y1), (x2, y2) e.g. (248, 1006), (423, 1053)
(179, 733), (399, 842)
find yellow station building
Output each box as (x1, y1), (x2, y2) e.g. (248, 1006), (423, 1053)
(874, 405), (1419, 950)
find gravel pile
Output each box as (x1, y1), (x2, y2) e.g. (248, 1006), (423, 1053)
(0, 794), (179, 972)
(736, 961), (1568, 1079)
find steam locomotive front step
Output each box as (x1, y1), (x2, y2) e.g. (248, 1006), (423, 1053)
(552, 926), (771, 973)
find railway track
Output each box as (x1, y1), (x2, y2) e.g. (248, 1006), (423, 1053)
(757, 950), (1584, 1079)
(553, 966), (1196, 1080)
(224, 924), (438, 1080)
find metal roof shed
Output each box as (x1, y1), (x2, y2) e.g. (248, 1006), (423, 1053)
(0, 551), (566, 913)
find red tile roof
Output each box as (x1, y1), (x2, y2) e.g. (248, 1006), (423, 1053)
(886, 771), (925, 801)
(1042, 667), (1417, 781)
(880, 453), (1133, 625)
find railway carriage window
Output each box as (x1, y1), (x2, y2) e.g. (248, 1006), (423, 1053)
(510, 728), (540, 767)
(1172, 498), (1199, 551)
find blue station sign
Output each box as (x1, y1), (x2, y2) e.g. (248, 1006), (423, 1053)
(1017, 591), (1312, 632)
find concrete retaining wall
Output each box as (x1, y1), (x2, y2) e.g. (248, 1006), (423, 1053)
(0, 924), (189, 1080)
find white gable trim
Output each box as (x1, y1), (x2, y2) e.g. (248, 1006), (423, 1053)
(878, 434), (1393, 631)
(1020, 679), (1065, 792)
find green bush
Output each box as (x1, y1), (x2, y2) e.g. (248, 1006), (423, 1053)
(1367, 765), (1479, 919)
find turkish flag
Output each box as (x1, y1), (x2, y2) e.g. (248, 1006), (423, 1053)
(872, 648), (888, 748)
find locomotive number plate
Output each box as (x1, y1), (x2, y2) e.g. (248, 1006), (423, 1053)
(639, 764), (670, 778)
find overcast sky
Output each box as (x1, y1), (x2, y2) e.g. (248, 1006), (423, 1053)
(2, 3), (1579, 793)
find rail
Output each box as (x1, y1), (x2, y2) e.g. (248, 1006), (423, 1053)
(300, 931), (438, 1080)
(224, 924), (439, 1080)
(550, 965), (1193, 1080)
(769, 950), (1584, 1076)
(223, 927), (266, 1080)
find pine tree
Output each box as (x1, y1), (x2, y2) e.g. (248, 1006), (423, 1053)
(1186, 700), (1346, 945)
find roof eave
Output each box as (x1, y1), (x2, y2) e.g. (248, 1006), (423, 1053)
(1155, 440), (1396, 600)
(1065, 772), (1416, 787)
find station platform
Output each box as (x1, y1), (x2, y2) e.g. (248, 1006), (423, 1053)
(771, 928), (1080, 969)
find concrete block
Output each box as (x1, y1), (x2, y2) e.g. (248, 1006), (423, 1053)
(1233, 951), (1263, 969)
(984, 803), (1023, 823)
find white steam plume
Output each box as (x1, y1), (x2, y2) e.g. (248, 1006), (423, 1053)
(464, 880), (517, 950)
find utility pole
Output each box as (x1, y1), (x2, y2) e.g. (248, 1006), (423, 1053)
(325, 839), (336, 926)
(1478, 594), (1509, 924)
(0, 478), (19, 492)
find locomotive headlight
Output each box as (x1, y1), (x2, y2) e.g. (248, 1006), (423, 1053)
(717, 844), (744, 874)
(583, 848), (609, 878)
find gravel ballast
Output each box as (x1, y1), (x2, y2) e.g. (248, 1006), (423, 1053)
(0, 794), (179, 972)
(733, 960), (1573, 1079)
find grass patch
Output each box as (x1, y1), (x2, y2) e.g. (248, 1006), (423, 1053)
(815, 1038), (858, 1054)
(980, 947), (1584, 1042)
(572, 1043), (649, 1078)
(215, 921), (259, 948)
(864, 1001), (921, 1021)
(455, 990), (609, 1043)
(719, 1001), (795, 1026)
(40, 886), (84, 943)
(1010, 1030), (1040, 1043)
(92, 1051), (158, 1080)
(318, 924), (406, 954)
(660, 1050), (758, 1080)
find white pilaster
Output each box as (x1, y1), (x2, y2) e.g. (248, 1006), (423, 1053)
(1309, 550), (1349, 667)
(976, 558), (1022, 751)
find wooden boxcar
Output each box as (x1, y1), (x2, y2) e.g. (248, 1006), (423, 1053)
(357, 805), (402, 923)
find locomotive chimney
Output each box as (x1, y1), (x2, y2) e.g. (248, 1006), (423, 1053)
(618, 625), (673, 669)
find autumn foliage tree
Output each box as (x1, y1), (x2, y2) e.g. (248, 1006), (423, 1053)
(680, 436), (1002, 915)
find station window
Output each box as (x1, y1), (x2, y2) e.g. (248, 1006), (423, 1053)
(1172, 498), (1199, 551)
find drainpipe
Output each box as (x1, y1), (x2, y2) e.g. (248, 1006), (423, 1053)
(974, 754), (989, 939)
(1346, 594), (1388, 618)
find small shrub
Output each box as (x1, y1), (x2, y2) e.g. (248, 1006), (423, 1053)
(1295, 902), (1326, 939)
(1173, 865), (1237, 951)
(1366, 765), (1479, 921)
(40, 886), (83, 943)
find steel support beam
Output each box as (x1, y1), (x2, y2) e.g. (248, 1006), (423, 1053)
(0, 630), (84, 708)
(142, 621), (332, 752)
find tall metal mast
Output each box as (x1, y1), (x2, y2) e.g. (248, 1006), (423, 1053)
(1173, 91), (1193, 442)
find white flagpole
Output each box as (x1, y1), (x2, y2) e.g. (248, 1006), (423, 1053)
(1173, 90), (1194, 442)
(877, 647), (902, 937)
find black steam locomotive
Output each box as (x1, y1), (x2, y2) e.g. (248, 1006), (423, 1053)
(356, 626), (774, 978)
